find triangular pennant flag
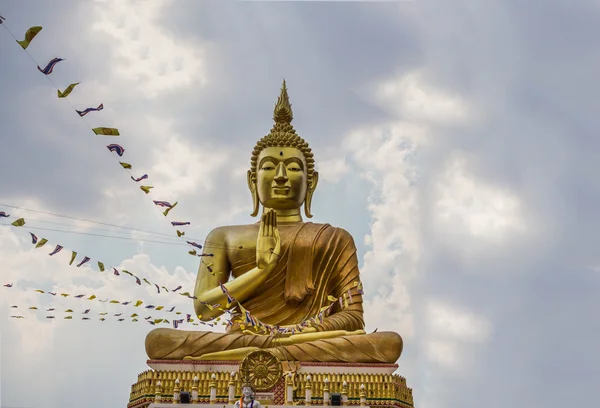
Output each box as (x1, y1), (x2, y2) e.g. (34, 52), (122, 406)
(17, 26), (43, 49)
(11, 218), (25, 227)
(57, 82), (80, 98)
(34, 238), (48, 248)
(92, 127), (120, 136)
(69, 251), (77, 265)
(163, 202), (178, 216)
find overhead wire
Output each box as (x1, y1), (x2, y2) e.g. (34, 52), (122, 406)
(0, 203), (270, 254)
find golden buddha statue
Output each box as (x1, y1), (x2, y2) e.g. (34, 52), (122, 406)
(145, 81), (403, 364)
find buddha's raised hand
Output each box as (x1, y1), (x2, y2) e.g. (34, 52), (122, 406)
(256, 209), (281, 272)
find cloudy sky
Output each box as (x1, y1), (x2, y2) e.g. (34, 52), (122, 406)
(1, 0), (599, 407)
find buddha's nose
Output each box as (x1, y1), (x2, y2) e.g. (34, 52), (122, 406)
(274, 163), (288, 182)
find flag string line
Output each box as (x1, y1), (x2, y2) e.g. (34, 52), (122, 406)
(1, 19), (202, 255)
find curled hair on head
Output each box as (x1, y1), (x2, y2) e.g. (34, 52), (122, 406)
(250, 80), (315, 183)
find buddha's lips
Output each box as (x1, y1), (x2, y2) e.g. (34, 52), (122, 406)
(273, 187), (290, 193)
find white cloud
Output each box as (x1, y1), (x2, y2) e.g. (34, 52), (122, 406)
(91, 0), (206, 98)
(149, 118), (231, 199)
(423, 300), (492, 371)
(435, 154), (526, 240)
(426, 300), (492, 343)
(0, 224), (202, 406)
(372, 71), (472, 125)
(316, 150), (350, 184)
(347, 120), (423, 339)
(348, 71), (497, 379)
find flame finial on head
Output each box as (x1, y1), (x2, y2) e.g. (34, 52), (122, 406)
(273, 79), (293, 124)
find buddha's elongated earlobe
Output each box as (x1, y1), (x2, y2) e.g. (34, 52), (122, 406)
(304, 171), (319, 218)
(247, 170), (260, 217)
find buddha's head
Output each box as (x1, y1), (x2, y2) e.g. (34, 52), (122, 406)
(247, 80), (319, 218)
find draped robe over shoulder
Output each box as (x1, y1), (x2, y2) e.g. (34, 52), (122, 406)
(145, 223), (403, 363)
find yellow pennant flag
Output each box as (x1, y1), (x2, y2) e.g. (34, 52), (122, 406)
(97, 262), (105, 272)
(155, 306), (164, 311)
(153, 319), (164, 324)
(131, 313), (138, 318)
(189, 250), (197, 256)
(64, 316), (73, 320)
(65, 309), (73, 313)
(29, 306), (38, 310)
(109, 300), (120, 304)
(92, 127), (120, 136)
(163, 202), (178, 216)
(134, 300), (143, 307)
(175, 312), (182, 315)
(57, 82), (80, 98)
(35, 238), (48, 248)
(140, 186), (153, 194)
(61, 293), (70, 297)
(143, 278), (151, 285)
(99, 312), (108, 316)
(132, 318), (138, 322)
(11, 218), (25, 227)
(177, 230), (185, 237)
(100, 318), (106, 321)
(69, 251), (77, 265)
(17, 26), (42, 49)
(87, 295), (96, 300)
(35, 289), (44, 293)
(119, 162), (132, 169)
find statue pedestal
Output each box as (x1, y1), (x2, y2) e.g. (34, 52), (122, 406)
(128, 360), (414, 408)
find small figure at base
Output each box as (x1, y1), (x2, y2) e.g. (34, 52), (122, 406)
(235, 384), (262, 408)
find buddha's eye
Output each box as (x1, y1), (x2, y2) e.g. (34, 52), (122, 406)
(288, 166), (301, 172)
(261, 163), (275, 171)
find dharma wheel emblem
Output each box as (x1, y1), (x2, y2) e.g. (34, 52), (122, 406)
(239, 350), (283, 391)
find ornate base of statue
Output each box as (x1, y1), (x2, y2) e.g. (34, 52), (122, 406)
(127, 350), (414, 408)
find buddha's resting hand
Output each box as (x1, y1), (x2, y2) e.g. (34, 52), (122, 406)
(256, 209), (281, 272)
(242, 326), (317, 337)
(271, 329), (367, 346)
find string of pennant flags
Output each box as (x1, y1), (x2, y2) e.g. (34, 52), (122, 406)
(0, 203), (276, 255)
(1, 213), (211, 295)
(0, 19), (368, 336)
(2, 211), (366, 334)
(3, 275), (364, 336)
(0, 20), (200, 254)
(2, 284), (225, 328)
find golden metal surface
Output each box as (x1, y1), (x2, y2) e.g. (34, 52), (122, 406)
(144, 80), (403, 364)
(239, 350), (283, 391)
(127, 369), (415, 407)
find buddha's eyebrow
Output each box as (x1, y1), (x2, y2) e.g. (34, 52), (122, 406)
(259, 156), (304, 169)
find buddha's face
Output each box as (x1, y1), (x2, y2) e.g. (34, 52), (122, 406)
(256, 146), (308, 210)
